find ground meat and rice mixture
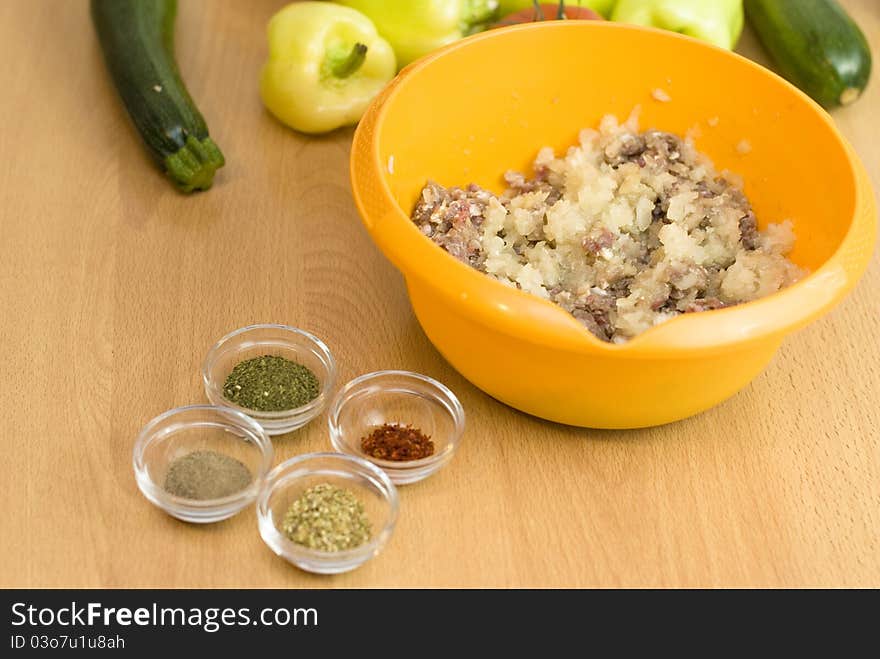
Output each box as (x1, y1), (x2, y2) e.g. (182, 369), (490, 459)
(411, 112), (803, 343)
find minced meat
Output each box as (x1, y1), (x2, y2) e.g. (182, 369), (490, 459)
(410, 111), (803, 343)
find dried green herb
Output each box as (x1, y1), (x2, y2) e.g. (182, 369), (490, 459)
(281, 483), (372, 552)
(222, 354), (319, 411)
(163, 450), (252, 500)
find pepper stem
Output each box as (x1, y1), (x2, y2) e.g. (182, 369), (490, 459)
(329, 43), (368, 79)
(557, 0), (566, 19)
(530, 0), (568, 21)
(532, 0), (544, 20)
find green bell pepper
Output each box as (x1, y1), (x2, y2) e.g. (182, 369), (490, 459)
(612, 0), (743, 50)
(334, 0), (500, 67)
(497, 0), (617, 19)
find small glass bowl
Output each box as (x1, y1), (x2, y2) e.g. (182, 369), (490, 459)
(202, 324), (336, 436)
(133, 405), (274, 524)
(257, 452), (399, 574)
(328, 370), (465, 485)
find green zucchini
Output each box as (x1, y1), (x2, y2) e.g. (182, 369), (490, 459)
(745, 0), (871, 109)
(91, 0), (224, 192)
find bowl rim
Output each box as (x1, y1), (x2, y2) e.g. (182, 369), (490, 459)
(132, 404), (275, 514)
(326, 369), (466, 472)
(201, 323), (337, 421)
(351, 20), (877, 357)
(256, 451), (400, 565)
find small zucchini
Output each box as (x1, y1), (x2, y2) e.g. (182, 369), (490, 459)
(745, 0), (872, 109)
(91, 0), (225, 192)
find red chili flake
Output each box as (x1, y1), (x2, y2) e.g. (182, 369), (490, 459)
(360, 424), (435, 462)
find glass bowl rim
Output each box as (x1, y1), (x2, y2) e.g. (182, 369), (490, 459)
(256, 451), (400, 561)
(327, 369), (466, 469)
(132, 403), (275, 510)
(201, 323), (337, 420)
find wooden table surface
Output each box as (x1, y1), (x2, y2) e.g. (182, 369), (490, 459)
(1, 0), (877, 588)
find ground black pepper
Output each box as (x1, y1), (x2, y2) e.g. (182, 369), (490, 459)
(163, 450), (252, 500)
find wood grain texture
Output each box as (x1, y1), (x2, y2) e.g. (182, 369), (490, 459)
(0, 0), (877, 588)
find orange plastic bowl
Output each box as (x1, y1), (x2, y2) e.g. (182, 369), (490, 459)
(350, 21), (876, 428)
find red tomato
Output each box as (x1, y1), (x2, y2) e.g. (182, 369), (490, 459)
(493, 3), (603, 27)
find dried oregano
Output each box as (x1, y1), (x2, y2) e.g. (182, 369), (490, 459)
(281, 483), (372, 552)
